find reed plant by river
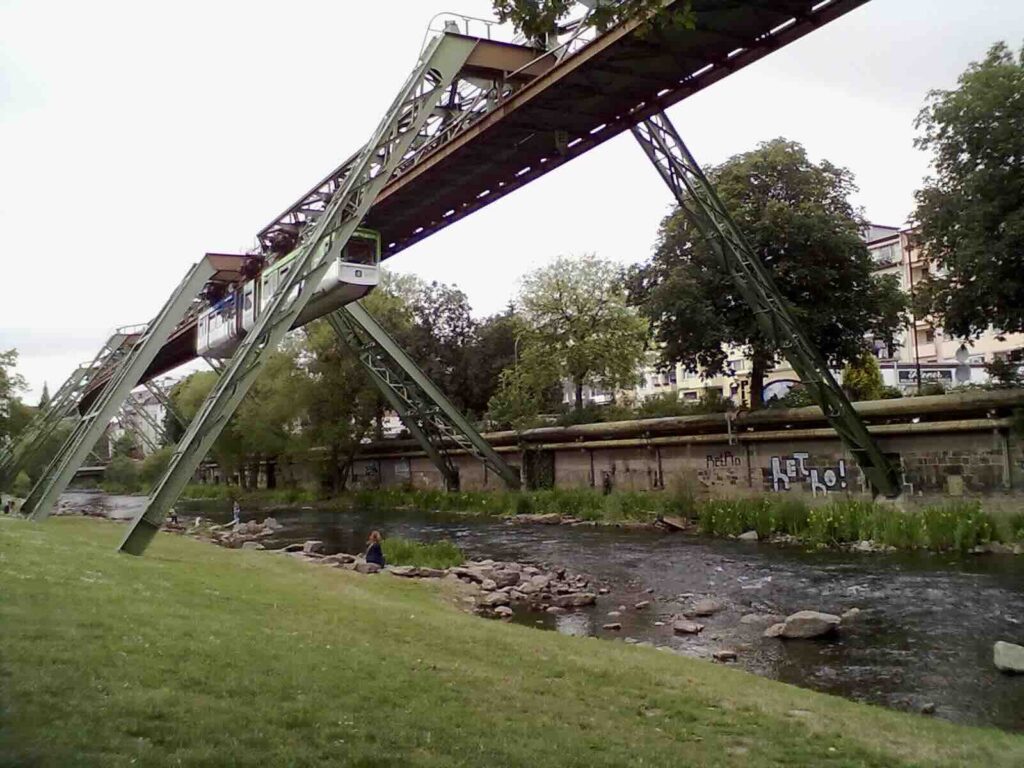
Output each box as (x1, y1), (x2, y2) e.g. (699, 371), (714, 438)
(180, 484), (1024, 554)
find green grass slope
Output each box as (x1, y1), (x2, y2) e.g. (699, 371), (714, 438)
(1, 517), (1021, 767)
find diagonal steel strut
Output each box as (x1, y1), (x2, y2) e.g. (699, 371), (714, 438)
(20, 260), (216, 520)
(631, 111), (901, 498)
(328, 303), (521, 491)
(118, 33), (478, 555)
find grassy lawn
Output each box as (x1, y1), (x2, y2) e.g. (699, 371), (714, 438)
(1, 518), (1022, 767)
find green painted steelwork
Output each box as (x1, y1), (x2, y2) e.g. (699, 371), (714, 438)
(329, 302), (521, 491)
(118, 33), (478, 556)
(631, 112), (902, 498)
(21, 259), (217, 520)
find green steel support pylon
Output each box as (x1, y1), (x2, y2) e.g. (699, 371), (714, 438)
(328, 303), (521, 490)
(0, 330), (135, 488)
(632, 111), (901, 498)
(118, 32), (478, 556)
(21, 259), (216, 520)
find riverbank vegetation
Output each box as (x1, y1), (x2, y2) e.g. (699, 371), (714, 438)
(178, 484), (1024, 555)
(2, 517), (1022, 767)
(382, 536), (464, 569)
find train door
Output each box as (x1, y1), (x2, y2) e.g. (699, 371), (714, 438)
(241, 280), (257, 332)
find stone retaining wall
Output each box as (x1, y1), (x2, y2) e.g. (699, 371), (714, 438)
(343, 391), (1024, 505)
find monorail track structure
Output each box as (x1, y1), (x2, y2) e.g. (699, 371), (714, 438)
(5, 0), (903, 553)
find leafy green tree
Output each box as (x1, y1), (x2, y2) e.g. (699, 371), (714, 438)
(487, 343), (562, 429)
(492, 0), (692, 43)
(300, 277), (418, 492)
(913, 42), (1024, 340)
(466, 308), (523, 417)
(517, 254), (649, 411)
(407, 281), (479, 415)
(841, 353), (885, 402)
(628, 138), (907, 408)
(37, 382), (50, 410)
(139, 446), (175, 489)
(169, 371), (244, 481)
(233, 345), (307, 488)
(0, 349), (27, 450)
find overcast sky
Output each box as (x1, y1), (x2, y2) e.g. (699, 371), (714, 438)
(2, 0), (1022, 401)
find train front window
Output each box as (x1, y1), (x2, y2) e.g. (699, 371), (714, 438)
(344, 236), (377, 266)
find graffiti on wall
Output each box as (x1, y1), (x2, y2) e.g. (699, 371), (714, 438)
(769, 452), (848, 494)
(706, 451), (742, 469)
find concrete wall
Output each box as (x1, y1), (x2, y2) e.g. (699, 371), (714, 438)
(200, 392), (1024, 507)
(344, 391), (1024, 506)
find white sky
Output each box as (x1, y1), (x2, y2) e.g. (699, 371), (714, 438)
(2, 0), (1022, 402)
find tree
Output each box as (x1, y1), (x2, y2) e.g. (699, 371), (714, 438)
(913, 42), (1024, 340)
(487, 342), (562, 428)
(0, 349), (26, 450)
(842, 353), (885, 402)
(38, 382), (50, 410)
(465, 308), (523, 418)
(233, 345), (307, 489)
(300, 279), (416, 492)
(491, 0), (692, 43)
(407, 281), (479, 415)
(628, 138), (907, 408)
(517, 254), (649, 411)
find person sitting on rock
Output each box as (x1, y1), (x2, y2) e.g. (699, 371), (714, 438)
(365, 530), (385, 567)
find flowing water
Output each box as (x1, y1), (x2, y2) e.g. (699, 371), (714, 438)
(64, 491), (1024, 732)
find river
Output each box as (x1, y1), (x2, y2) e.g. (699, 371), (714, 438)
(64, 491), (1024, 732)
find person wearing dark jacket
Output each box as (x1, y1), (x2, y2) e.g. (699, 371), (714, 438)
(365, 530), (385, 567)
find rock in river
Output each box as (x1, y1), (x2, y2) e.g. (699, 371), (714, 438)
(994, 641), (1024, 673)
(672, 619), (705, 635)
(767, 610), (840, 639)
(685, 599), (723, 617)
(552, 592), (597, 609)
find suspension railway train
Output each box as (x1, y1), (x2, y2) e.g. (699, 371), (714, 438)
(195, 228), (381, 358)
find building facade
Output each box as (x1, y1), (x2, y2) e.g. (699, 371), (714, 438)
(600, 223), (1024, 408)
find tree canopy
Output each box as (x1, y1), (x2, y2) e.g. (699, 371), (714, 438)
(511, 254), (649, 412)
(912, 42), (1024, 340)
(628, 138), (907, 407)
(491, 0), (692, 43)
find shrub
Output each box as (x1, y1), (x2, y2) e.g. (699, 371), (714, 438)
(12, 470), (32, 497)
(381, 537), (464, 569)
(139, 447), (174, 489)
(103, 456), (140, 492)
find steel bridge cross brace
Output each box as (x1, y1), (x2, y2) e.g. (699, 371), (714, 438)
(327, 303), (521, 491)
(631, 111), (902, 499)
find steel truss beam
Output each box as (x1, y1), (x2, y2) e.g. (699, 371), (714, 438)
(118, 33), (478, 556)
(328, 303), (520, 491)
(21, 260), (216, 520)
(631, 111), (902, 498)
(144, 381), (185, 430)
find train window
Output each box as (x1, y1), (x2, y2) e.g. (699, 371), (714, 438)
(344, 237), (376, 265)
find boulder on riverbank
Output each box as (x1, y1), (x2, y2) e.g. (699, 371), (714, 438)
(684, 599), (723, 618)
(994, 641), (1024, 674)
(765, 610), (840, 639)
